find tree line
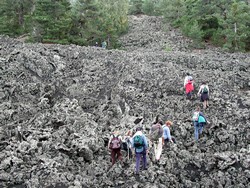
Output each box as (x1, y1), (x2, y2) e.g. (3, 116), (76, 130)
(0, 0), (129, 48)
(130, 0), (250, 52)
(0, 0), (250, 51)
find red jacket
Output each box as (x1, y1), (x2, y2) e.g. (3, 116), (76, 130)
(185, 81), (194, 94)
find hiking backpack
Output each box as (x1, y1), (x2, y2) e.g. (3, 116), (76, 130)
(133, 135), (144, 149)
(150, 123), (163, 142)
(109, 135), (121, 149)
(202, 86), (208, 93)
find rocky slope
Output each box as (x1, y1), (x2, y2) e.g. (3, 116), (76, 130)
(0, 15), (249, 188)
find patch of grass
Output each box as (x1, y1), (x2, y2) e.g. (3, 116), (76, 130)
(164, 44), (172, 52)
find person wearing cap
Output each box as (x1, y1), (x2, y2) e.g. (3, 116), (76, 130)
(162, 121), (176, 146)
(131, 127), (148, 175)
(184, 73), (193, 88)
(108, 131), (122, 166)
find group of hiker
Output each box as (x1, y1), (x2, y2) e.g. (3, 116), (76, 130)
(184, 73), (209, 109)
(108, 116), (176, 175)
(107, 73), (210, 175)
(95, 41), (107, 49)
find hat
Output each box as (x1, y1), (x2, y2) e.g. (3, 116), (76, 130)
(136, 127), (142, 131)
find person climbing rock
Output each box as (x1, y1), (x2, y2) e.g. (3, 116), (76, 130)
(150, 116), (164, 162)
(102, 41), (107, 49)
(185, 79), (194, 100)
(108, 131), (122, 166)
(122, 130), (133, 160)
(197, 81), (209, 109)
(162, 121), (176, 147)
(192, 106), (207, 140)
(131, 127), (148, 175)
(184, 73), (193, 88)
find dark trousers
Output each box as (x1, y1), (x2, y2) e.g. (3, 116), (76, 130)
(111, 148), (122, 166)
(135, 151), (147, 173)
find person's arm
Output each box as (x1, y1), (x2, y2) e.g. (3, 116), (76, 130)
(166, 127), (173, 142)
(184, 77), (188, 87)
(131, 136), (134, 148)
(197, 86), (202, 95)
(207, 85), (210, 95)
(143, 135), (148, 150)
(162, 137), (165, 146)
(108, 136), (112, 149)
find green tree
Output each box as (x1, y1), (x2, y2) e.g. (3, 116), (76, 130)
(222, 1), (250, 51)
(129, 0), (143, 15)
(160, 0), (186, 26)
(31, 0), (71, 43)
(0, 0), (34, 36)
(70, 0), (129, 47)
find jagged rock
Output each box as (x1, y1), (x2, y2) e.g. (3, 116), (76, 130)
(0, 14), (250, 188)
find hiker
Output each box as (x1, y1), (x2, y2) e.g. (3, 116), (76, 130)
(122, 130), (133, 159)
(131, 127), (148, 175)
(184, 73), (193, 88)
(185, 79), (194, 100)
(108, 131), (122, 166)
(95, 42), (99, 47)
(102, 41), (107, 49)
(197, 81), (209, 109)
(150, 116), (164, 162)
(162, 121), (176, 146)
(192, 106), (207, 140)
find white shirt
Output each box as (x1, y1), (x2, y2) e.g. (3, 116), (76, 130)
(184, 76), (193, 87)
(198, 84), (209, 95)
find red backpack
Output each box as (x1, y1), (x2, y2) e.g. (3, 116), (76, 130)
(109, 135), (121, 149)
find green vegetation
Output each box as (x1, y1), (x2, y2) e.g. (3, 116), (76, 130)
(0, 0), (129, 48)
(134, 0), (250, 52)
(0, 0), (249, 51)
(128, 0), (250, 52)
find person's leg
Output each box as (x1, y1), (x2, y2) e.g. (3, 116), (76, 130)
(153, 142), (157, 160)
(111, 149), (116, 166)
(199, 123), (204, 134)
(155, 139), (162, 160)
(142, 151), (147, 170)
(171, 137), (176, 143)
(135, 152), (141, 173)
(194, 122), (199, 140)
(117, 149), (122, 162)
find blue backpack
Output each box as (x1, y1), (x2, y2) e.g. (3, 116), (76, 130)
(133, 135), (144, 149)
(198, 115), (206, 123)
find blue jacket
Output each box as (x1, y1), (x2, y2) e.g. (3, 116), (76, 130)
(131, 131), (148, 153)
(163, 125), (171, 140)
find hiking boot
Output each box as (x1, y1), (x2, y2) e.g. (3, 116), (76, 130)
(134, 172), (139, 176)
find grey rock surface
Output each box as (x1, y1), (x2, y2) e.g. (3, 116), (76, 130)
(0, 15), (249, 188)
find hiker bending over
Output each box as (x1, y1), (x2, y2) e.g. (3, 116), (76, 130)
(197, 81), (209, 109)
(162, 121), (176, 146)
(185, 79), (194, 100)
(108, 131), (122, 166)
(192, 106), (207, 140)
(150, 117), (164, 162)
(131, 127), (148, 175)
